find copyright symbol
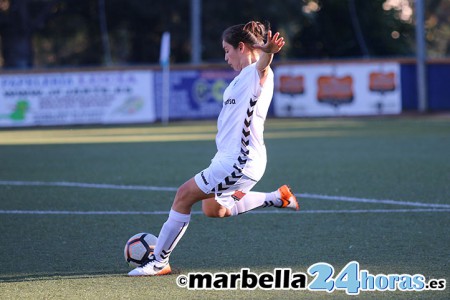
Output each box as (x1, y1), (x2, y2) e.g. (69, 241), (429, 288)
(176, 275), (188, 288)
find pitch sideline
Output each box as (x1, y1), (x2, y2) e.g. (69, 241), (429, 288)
(1, 180), (449, 208)
(0, 208), (449, 215)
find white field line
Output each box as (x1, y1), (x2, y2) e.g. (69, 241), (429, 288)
(0, 180), (178, 192)
(0, 208), (449, 215)
(0, 180), (449, 211)
(300, 193), (450, 209)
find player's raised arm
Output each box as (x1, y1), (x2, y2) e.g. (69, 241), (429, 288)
(254, 30), (285, 85)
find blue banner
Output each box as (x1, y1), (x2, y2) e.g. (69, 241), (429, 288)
(154, 69), (236, 120)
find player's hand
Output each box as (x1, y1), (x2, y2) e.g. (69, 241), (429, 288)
(253, 30), (285, 54)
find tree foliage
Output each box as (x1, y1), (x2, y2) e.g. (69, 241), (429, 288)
(0, 0), (448, 69)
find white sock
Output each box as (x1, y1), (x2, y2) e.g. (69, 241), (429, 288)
(153, 209), (190, 263)
(230, 191), (282, 216)
(263, 190), (282, 208)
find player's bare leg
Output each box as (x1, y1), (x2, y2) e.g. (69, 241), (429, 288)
(128, 178), (210, 276)
(202, 197), (231, 218)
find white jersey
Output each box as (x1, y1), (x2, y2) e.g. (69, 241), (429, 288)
(214, 62), (274, 181)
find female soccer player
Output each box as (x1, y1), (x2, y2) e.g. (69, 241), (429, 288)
(128, 21), (299, 276)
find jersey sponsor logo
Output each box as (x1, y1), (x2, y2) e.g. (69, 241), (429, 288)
(224, 98), (236, 105)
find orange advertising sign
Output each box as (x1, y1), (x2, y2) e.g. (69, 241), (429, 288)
(317, 75), (354, 104)
(369, 72), (396, 92)
(279, 75), (305, 95)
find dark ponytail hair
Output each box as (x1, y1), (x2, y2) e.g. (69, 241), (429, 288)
(222, 21), (268, 50)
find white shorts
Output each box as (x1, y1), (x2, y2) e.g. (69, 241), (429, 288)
(194, 157), (258, 209)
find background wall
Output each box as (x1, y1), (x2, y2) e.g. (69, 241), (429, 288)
(0, 59), (448, 127)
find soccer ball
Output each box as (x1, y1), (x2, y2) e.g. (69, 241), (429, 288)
(124, 232), (158, 267)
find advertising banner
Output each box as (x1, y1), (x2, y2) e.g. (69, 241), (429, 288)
(154, 69), (235, 120)
(0, 70), (155, 127)
(274, 62), (401, 117)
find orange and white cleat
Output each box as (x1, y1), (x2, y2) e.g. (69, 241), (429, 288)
(128, 254), (172, 276)
(276, 185), (300, 211)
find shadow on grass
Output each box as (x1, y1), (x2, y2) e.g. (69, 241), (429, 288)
(0, 267), (182, 283)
